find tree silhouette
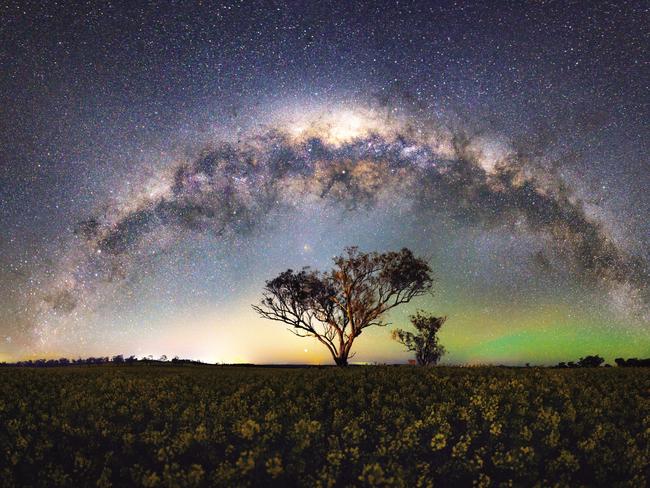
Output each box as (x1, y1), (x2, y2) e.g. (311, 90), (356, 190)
(392, 311), (447, 366)
(614, 357), (650, 367)
(252, 247), (434, 366)
(577, 355), (605, 367)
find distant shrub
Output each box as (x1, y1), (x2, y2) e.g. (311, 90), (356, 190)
(615, 357), (650, 367)
(577, 355), (605, 368)
(556, 355), (608, 368)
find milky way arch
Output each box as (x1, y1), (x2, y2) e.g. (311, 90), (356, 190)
(37, 108), (649, 343)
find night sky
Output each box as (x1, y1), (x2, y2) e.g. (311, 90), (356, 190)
(1, 0), (648, 364)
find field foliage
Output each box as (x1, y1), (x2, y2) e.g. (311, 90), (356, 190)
(1, 365), (649, 487)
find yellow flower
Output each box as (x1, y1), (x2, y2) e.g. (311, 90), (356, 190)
(430, 433), (447, 451)
(265, 455), (284, 478)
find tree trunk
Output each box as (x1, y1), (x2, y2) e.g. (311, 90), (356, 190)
(334, 354), (349, 367)
(416, 352), (425, 366)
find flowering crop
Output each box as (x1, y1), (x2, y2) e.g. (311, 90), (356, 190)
(1, 366), (648, 487)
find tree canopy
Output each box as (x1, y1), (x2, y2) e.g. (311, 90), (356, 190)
(252, 247), (434, 366)
(392, 311), (447, 366)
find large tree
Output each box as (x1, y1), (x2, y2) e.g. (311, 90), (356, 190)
(252, 247), (434, 366)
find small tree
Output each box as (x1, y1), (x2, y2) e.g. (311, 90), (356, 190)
(392, 311), (447, 366)
(253, 247), (434, 366)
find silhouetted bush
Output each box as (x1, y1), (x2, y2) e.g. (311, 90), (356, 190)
(556, 355), (650, 369)
(614, 357), (650, 367)
(0, 355), (204, 368)
(577, 355), (605, 367)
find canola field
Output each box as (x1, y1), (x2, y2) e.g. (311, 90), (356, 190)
(1, 365), (648, 487)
